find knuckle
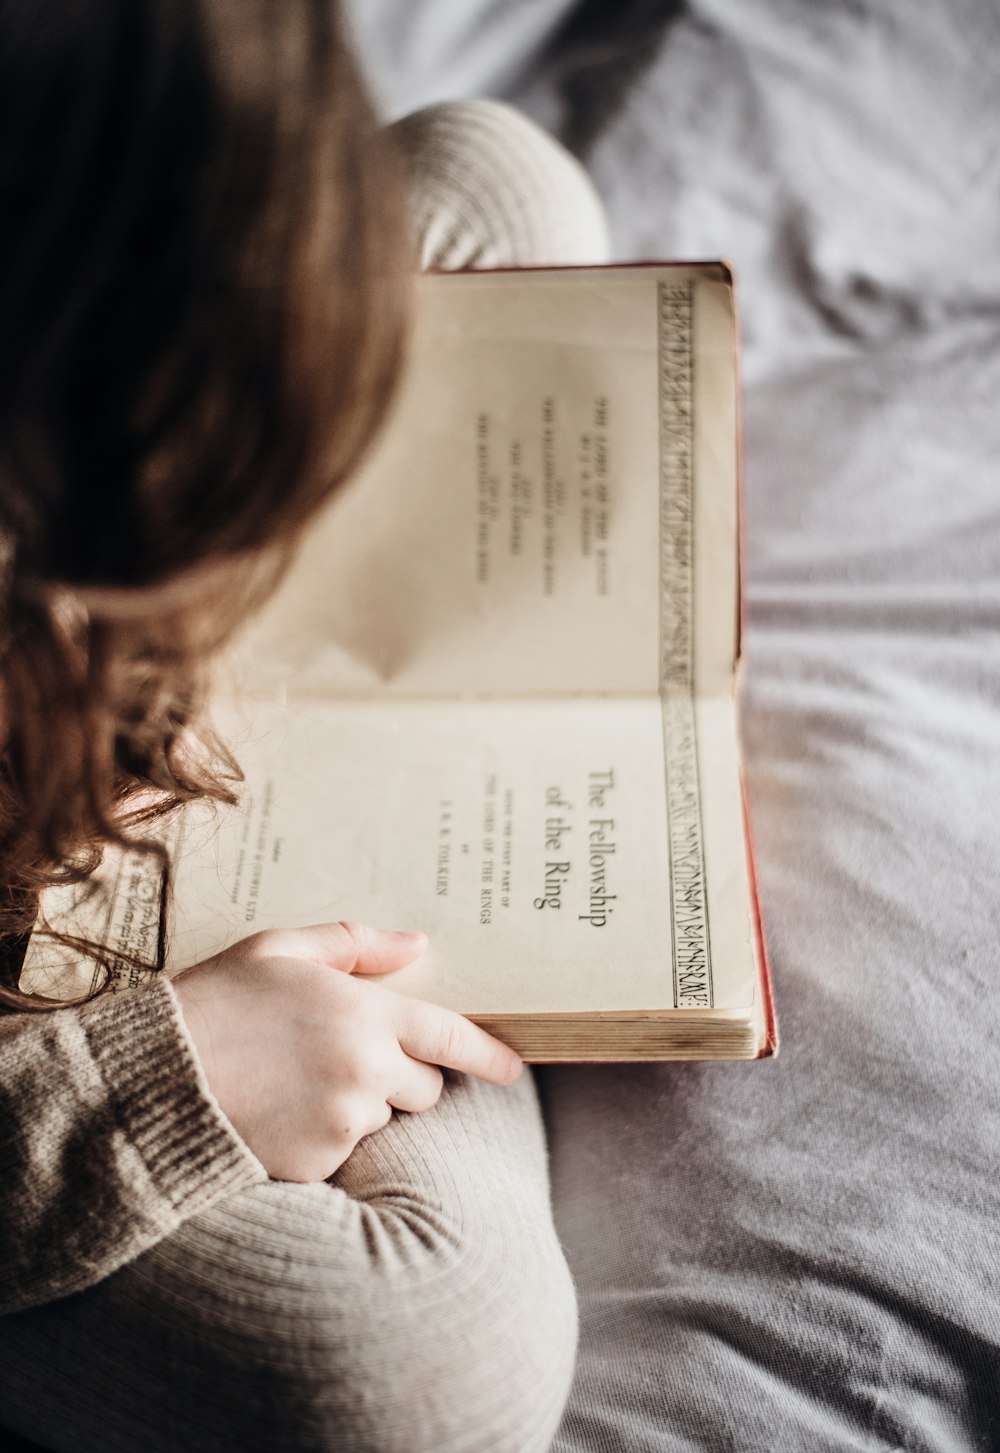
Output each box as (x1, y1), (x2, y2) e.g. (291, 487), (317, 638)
(434, 1015), (466, 1067)
(239, 927), (293, 965)
(326, 1096), (366, 1147)
(328, 1093), (391, 1148)
(335, 920), (367, 973)
(393, 1066), (442, 1112)
(336, 1046), (374, 1093)
(235, 928), (270, 958)
(249, 927), (283, 953)
(340, 1016), (392, 1075)
(360, 1047), (398, 1091)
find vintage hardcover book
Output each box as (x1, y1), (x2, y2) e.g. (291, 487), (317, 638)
(23, 262), (776, 1062)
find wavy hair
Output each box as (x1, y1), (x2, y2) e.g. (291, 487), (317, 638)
(0, 0), (413, 1006)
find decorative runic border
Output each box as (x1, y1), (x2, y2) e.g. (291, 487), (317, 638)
(658, 281), (714, 1008)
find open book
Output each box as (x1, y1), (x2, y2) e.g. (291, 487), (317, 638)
(23, 262), (775, 1061)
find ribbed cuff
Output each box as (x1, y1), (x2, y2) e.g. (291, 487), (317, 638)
(80, 976), (266, 1217)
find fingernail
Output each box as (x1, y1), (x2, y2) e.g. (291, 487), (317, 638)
(506, 1057), (524, 1083)
(391, 929), (427, 946)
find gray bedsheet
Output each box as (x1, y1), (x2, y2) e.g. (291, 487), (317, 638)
(348, 2), (1000, 1447)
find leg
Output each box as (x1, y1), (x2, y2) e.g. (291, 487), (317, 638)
(390, 98), (613, 270)
(0, 1073), (576, 1453)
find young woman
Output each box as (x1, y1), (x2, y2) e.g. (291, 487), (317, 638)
(0, 3), (610, 1450)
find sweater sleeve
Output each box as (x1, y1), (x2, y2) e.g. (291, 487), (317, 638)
(0, 976), (266, 1316)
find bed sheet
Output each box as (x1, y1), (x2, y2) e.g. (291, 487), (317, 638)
(348, 2), (1000, 1446)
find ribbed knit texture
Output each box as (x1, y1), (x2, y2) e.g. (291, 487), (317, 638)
(0, 977), (265, 1316)
(1, 1073), (578, 1452)
(0, 99), (611, 1452)
(391, 98), (612, 269)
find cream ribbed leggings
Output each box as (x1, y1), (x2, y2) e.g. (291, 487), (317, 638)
(0, 101), (611, 1453)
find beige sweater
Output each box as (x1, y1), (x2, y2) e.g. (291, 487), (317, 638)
(0, 978), (264, 1315)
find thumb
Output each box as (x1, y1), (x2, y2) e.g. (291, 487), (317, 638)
(262, 920), (428, 976)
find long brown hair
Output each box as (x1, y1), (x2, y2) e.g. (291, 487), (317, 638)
(0, 0), (413, 1006)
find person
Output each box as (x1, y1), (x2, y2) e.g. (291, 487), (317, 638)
(0, 3), (611, 1451)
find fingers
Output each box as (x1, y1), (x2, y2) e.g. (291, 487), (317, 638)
(252, 921), (427, 976)
(395, 999), (523, 1086)
(386, 1055), (445, 1114)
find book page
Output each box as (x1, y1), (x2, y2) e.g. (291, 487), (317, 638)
(22, 695), (757, 1019)
(233, 264), (738, 703)
(20, 263), (759, 1048)
(197, 694), (758, 1013)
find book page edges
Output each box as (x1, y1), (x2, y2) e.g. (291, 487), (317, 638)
(730, 260), (746, 678)
(424, 259), (734, 285)
(726, 264), (773, 1054)
(741, 763), (778, 1058)
(472, 997), (766, 1062)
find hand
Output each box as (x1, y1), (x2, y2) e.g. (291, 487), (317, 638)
(172, 921), (523, 1182)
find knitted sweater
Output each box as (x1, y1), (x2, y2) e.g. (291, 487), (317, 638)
(0, 978), (265, 1314)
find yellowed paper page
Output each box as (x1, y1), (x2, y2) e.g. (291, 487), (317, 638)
(21, 263), (758, 1055)
(235, 265), (738, 703)
(22, 694), (757, 1018)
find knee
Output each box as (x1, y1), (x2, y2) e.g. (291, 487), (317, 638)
(390, 97), (612, 270)
(272, 1204), (580, 1452)
(116, 1190), (578, 1452)
(0, 1190), (578, 1453)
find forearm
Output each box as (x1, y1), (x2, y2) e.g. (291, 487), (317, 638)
(0, 977), (264, 1315)
(0, 1069), (577, 1453)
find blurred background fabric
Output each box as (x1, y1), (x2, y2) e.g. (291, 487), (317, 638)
(346, 3), (1000, 1449)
